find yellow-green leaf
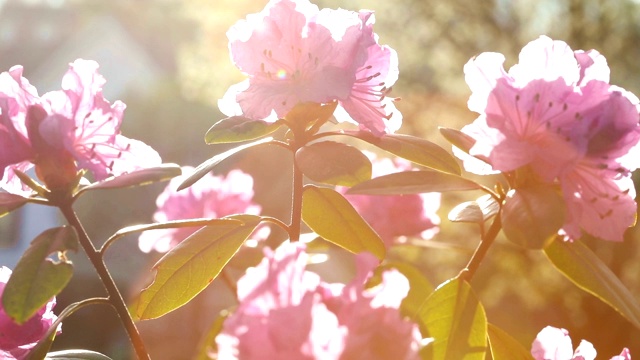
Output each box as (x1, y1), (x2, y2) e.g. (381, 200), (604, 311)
(370, 262), (433, 321)
(296, 141), (371, 186)
(0, 192), (30, 218)
(77, 164), (181, 195)
(487, 323), (533, 360)
(205, 116), (283, 144)
(348, 170), (481, 195)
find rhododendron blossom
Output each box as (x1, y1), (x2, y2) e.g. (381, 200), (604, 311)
(219, 0), (401, 136)
(339, 153), (440, 247)
(460, 36), (640, 241)
(0, 59), (161, 194)
(215, 242), (421, 359)
(138, 167), (265, 253)
(531, 326), (630, 360)
(0, 266), (60, 360)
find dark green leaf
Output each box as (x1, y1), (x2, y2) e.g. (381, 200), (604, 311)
(295, 141), (371, 186)
(0, 192), (30, 218)
(301, 185), (385, 260)
(78, 164), (182, 195)
(134, 216), (260, 320)
(3, 226), (78, 324)
(544, 239), (640, 329)
(501, 185), (565, 249)
(347, 170), (481, 195)
(342, 131), (461, 175)
(487, 323), (533, 360)
(418, 278), (487, 360)
(205, 116), (283, 144)
(44, 349), (113, 360)
(178, 137), (273, 191)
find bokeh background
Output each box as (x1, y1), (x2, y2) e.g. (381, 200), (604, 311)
(1, 0), (639, 358)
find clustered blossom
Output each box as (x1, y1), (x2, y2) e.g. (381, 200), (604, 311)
(219, 0), (401, 136)
(215, 242), (421, 359)
(138, 167), (266, 253)
(339, 152), (440, 248)
(0, 267), (60, 360)
(460, 36), (640, 241)
(531, 326), (630, 360)
(0, 59), (161, 194)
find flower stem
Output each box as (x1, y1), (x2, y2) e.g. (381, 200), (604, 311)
(458, 214), (502, 282)
(58, 204), (150, 360)
(289, 159), (304, 242)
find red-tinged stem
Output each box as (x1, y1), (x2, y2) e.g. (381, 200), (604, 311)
(58, 204), (150, 360)
(458, 214), (502, 282)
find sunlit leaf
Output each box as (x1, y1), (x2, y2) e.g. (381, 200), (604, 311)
(135, 216), (260, 320)
(3, 226), (78, 324)
(178, 137), (273, 191)
(370, 262), (433, 320)
(78, 164), (182, 195)
(544, 239), (640, 329)
(342, 130), (461, 175)
(418, 278), (487, 360)
(295, 141), (371, 186)
(449, 195), (500, 224)
(501, 185), (565, 249)
(43, 349), (114, 359)
(301, 185), (385, 260)
(0, 192), (30, 218)
(285, 101), (337, 133)
(347, 170), (481, 195)
(487, 323), (533, 360)
(195, 309), (232, 360)
(439, 127), (476, 154)
(205, 116), (283, 144)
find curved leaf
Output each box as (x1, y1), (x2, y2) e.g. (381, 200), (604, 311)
(178, 137), (273, 191)
(347, 170), (481, 195)
(342, 130), (461, 175)
(487, 323), (533, 360)
(3, 226), (78, 324)
(301, 185), (385, 260)
(78, 164), (182, 195)
(0, 192), (30, 218)
(439, 127), (477, 154)
(295, 141), (371, 186)
(205, 116), (283, 144)
(501, 185), (565, 249)
(134, 216), (260, 320)
(195, 309), (232, 360)
(418, 278), (487, 360)
(44, 349), (113, 360)
(449, 195), (499, 224)
(544, 239), (640, 329)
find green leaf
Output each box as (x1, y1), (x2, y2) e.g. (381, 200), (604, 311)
(295, 141), (372, 186)
(342, 131), (461, 175)
(544, 239), (640, 329)
(370, 262), (433, 320)
(0, 192), (30, 218)
(205, 116), (283, 144)
(487, 323), (533, 360)
(501, 185), (565, 249)
(347, 170), (481, 195)
(195, 309), (232, 360)
(418, 278), (487, 360)
(301, 185), (385, 260)
(3, 226), (78, 324)
(134, 216), (260, 320)
(77, 164), (182, 195)
(44, 349), (113, 360)
(449, 195), (499, 224)
(178, 137), (273, 191)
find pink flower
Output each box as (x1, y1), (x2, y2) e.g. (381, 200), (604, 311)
(219, 0), (400, 136)
(0, 266), (60, 360)
(460, 36), (640, 241)
(339, 153), (440, 247)
(531, 326), (630, 360)
(138, 167), (265, 253)
(215, 242), (421, 359)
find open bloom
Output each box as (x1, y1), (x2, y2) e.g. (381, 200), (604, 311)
(339, 153), (440, 247)
(219, 0), (400, 136)
(215, 242), (421, 359)
(460, 36), (640, 241)
(0, 266), (60, 360)
(0, 59), (161, 194)
(531, 326), (630, 360)
(138, 167), (265, 253)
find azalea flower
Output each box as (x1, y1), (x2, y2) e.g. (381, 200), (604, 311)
(338, 152), (440, 247)
(531, 326), (630, 360)
(215, 242), (421, 359)
(460, 36), (640, 241)
(0, 59), (161, 194)
(138, 167), (266, 253)
(219, 0), (400, 136)
(0, 266), (60, 360)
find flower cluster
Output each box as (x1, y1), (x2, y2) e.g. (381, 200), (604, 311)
(219, 0), (401, 136)
(531, 326), (630, 360)
(215, 242), (421, 359)
(0, 267), (60, 360)
(461, 36), (640, 241)
(0, 59), (161, 194)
